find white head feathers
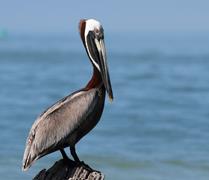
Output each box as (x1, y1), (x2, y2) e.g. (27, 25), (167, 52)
(84, 19), (102, 38)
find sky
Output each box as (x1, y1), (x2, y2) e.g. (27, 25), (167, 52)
(0, 0), (209, 34)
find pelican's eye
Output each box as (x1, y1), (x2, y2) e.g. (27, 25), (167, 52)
(94, 28), (104, 39)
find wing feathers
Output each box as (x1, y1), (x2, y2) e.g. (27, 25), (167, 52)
(22, 89), (98, 170)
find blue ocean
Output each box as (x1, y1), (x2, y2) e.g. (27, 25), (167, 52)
(0, 32), (209, 180)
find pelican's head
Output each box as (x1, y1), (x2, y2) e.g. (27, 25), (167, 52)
(79, 19), (113, 101)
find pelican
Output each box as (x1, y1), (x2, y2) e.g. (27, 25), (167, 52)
(22, 19), (113, 171)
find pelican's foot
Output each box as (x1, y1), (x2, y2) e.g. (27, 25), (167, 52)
(80, 161), (93, 171)
(63, 157), (74, 164)
(60, 149), (73, 164)
(61, 156), (74, 166)
(76, 161), (101, 173)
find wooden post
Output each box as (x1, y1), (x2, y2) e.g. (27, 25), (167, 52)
(33, 159), (105, 180)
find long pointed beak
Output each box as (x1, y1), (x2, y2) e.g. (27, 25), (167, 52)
(94, 38), (113, 101)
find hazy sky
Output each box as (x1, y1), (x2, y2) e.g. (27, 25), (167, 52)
(0, 0), (209, 33)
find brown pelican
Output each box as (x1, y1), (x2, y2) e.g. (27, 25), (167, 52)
(22, 19), (113, 171)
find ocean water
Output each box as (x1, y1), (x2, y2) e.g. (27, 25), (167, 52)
(0, 32), (209, 180)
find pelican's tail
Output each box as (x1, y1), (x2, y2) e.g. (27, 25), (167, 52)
(22, 154), (32, 171)
(22, 138), (38, 171)
(22, 148), (39, 171)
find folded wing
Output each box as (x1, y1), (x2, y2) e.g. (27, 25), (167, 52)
(22, 89), (98, 171)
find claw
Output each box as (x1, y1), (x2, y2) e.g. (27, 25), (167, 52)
(78, 161), (101, 173)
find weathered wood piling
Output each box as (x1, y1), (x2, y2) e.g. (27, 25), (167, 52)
(33, 159), (104, 180)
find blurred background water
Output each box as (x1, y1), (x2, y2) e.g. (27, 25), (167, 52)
(0, 32), (209, 180)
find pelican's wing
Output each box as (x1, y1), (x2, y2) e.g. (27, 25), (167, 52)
(22, 89), (98, 171)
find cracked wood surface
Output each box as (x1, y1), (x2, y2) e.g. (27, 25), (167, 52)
(33, 159), (104, 180)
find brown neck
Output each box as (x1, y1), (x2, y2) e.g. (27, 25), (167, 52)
(85, 67), (102, 90)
